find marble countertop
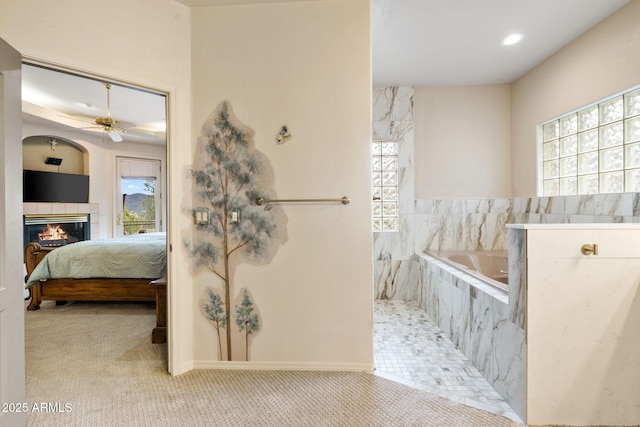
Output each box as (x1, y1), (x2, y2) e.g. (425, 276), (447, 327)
(507, 223), (640, 230)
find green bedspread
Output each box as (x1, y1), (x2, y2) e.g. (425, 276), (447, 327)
(26, 232), (167, 288)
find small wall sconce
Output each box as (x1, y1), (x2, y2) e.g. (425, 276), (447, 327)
(194, 207), (210, 225)
(275, 125), (291, 144)
(49, 138), (58, 151)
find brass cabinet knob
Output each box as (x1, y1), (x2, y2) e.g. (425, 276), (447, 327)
(581, 243), (598, 255)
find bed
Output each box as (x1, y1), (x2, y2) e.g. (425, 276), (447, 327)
(25, 232), (167, 312)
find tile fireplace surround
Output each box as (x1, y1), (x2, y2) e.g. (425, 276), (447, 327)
(23, 203), (100, 241)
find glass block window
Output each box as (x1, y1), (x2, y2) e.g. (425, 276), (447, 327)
(372, 140), (398, 232)
(541, 86), (640, 195)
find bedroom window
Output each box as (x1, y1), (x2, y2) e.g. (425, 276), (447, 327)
(540, 86), (640, 195)
(116, 157), (162, 236)
(372, 140), (398, 232)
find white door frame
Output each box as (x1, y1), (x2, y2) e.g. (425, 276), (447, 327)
(0, 37), (26, 427)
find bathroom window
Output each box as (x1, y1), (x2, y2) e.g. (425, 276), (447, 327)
(372, 140), (398, 232)
(541, 86), (640, 195)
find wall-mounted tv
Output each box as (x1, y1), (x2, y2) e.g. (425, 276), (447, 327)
(23, 170), (90, 203)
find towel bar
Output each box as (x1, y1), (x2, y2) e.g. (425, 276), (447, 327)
(255, 196), (350, 206)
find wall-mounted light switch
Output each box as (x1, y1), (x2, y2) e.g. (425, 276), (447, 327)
(194, 207), (210, 225)
(231, 208), (240, 224)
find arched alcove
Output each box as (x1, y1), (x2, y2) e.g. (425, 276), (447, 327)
(22, 135), (87, 174)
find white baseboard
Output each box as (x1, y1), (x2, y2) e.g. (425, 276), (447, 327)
(191, 360), (374, 372)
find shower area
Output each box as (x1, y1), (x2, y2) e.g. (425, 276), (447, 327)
(371, 87), (519, 420)
(372, 87), (640, 424)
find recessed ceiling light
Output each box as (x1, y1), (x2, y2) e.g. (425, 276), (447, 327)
(501, 33), (524, 46)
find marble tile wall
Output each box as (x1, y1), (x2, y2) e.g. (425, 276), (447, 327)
(414, 193), (640, 252)
(373, 87), (416, 300)
(377, 192), (640, 299)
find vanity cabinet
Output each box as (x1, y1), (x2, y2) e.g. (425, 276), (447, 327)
(508, 224), (640, 426)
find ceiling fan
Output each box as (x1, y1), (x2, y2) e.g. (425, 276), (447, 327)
(61, 82), (146, 142)
(91, 83), (125, 142)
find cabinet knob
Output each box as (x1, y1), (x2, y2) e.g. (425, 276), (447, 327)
(581, 243), (598, 255)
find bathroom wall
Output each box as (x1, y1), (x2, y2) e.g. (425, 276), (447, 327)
(191, 0), (373, 368)
(373, 87), (417, 300)
(414, 84), (511, 199)
(511, 0), (640, 196)
(408, 2), (640, 200)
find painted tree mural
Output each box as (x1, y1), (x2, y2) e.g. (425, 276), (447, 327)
(235, 289), (260, 361)
(202, 288), (226, 361)
(188, 101), (287, 361)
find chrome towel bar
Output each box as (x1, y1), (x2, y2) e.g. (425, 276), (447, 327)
(255, 196), (350, 206)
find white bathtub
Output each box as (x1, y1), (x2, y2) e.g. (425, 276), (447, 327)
(424, 250), (508, 293)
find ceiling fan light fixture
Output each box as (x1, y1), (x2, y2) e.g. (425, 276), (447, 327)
(95, 116), (116, 127)
(501, 33), (524, 46)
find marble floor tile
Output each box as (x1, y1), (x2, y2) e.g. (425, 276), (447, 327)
(373, 300), (521, 423)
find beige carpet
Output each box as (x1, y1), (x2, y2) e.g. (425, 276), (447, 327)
(25, 301), (523, 427)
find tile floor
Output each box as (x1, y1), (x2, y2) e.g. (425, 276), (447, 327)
(373, 299), (522, 423)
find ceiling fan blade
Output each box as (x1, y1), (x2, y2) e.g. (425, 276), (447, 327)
(121, 129), (162, 141)
(57, 114), (95, 125)
(115, 120), (136, 129)
(107, 130), (123, 142)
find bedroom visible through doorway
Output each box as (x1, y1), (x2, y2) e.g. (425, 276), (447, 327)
(21, 61), (172, 374)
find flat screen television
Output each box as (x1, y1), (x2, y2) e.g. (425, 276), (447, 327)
(23, 170), (90, 203)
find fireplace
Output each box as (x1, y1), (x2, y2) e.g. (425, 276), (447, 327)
(23, 214), (90, 249)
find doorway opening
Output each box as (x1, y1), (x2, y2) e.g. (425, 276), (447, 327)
(21, 61), (170, 372)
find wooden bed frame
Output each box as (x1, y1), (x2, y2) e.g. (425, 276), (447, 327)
(25, 241), (157, 312)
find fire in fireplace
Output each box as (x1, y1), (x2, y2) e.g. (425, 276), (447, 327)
(36, 224), (79, 247)
(23, 214), (90, 248)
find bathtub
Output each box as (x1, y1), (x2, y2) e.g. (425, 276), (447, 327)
(424, 250), (508, 293)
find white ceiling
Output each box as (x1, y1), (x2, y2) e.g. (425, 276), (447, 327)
(23, 0), (630, 144)
(175, 0), (630, 85)
(22, 65), (167, 145)
(372, 0), (630, 86)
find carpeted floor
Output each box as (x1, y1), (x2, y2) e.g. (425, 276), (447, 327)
(25, 301), (523, 426)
